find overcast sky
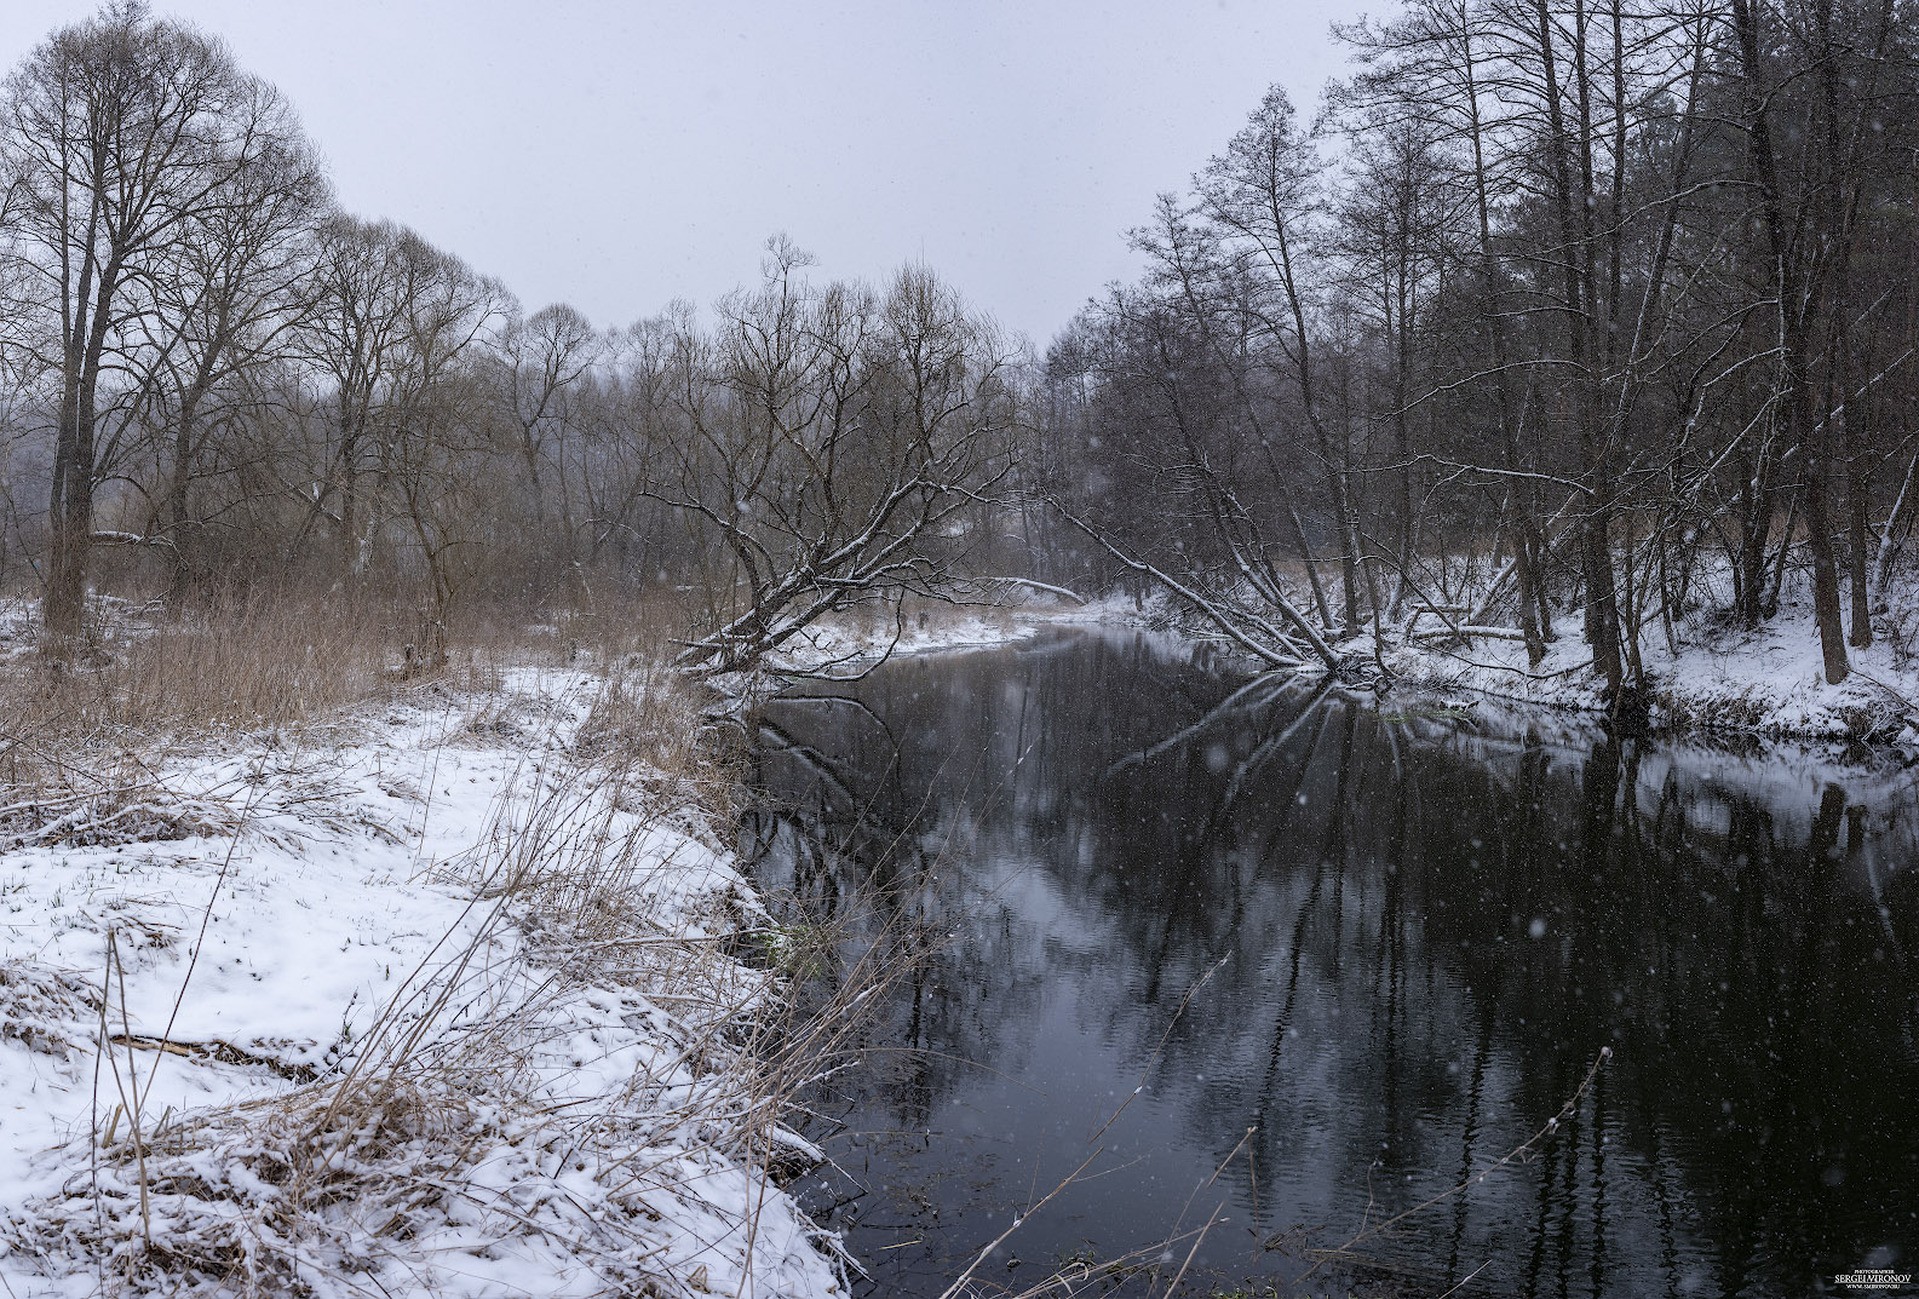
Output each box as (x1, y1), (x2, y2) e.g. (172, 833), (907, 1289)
(1, 1), (1371, 346)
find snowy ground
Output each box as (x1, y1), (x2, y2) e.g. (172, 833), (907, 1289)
(1371, 578), (1919, 746)
(6, 572), (1897, 1293)
(761, 605), (1043, 676)
(0, 666), (846, 1297)
(1086, 569), (1919, 748)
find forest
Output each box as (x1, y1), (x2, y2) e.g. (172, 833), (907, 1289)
(5, 0), (1919, 700)
(2, 4), (1917, 1298)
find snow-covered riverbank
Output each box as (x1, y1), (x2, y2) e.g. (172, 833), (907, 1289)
(1094, 577), (1919, 750)
(0, 665), (847, 1297)
(1371, 581), (1919, 747)
(762, 605), (1044, 675)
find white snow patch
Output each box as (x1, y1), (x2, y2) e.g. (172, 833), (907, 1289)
(0, 668), (846, 1298)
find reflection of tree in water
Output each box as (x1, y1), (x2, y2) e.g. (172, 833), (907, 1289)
(1143, 695), (1919, 1296)
(745, 632), (1919, 1297)
(743, 644), (1135, 1135)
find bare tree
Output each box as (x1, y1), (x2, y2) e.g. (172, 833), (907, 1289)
(131, 91), (327, 598)
(494, 301), (602, 600)
(382, 246), (511, 664)
(646, 239), (1013, 676)
(0, 1), (315, 640)
(1198, 86), (1375, 635)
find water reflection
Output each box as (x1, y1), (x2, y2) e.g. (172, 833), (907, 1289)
(744, 630), (1919, 1298)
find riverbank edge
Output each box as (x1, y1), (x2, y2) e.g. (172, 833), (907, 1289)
(1042, 590), (1919, 758)
(0, 660), (854, 1298)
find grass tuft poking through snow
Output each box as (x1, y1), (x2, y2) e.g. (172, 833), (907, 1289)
(0, 612), (853, 1298)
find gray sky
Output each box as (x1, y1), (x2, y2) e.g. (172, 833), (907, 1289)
(1, 0), (1370, 346)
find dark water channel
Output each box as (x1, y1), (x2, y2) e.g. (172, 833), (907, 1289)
(743, 630), (1919, 1298)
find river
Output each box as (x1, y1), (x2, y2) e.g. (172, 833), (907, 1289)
(744, 629), (1919, 1298)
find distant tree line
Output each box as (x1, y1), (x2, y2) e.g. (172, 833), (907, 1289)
(1041, 0), (1919, 698)
(4, 0), (1919, 694)
(0, 3), (1018, 674)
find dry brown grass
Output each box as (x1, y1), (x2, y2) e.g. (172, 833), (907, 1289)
(553, 586), (705, 668)
(0, 590), (397, 848)
(0, 584), (897, 1296)
(0, 585), (697, 804)
(4, 589), (388, 746)
(1, 655), (873, 1297)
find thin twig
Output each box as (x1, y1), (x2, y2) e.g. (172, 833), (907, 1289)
(1300, 1045), (1614, 1283)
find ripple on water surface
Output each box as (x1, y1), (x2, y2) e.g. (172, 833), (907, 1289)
(745, 630), (1919, 1298)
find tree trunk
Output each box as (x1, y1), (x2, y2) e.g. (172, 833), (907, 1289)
(46, 377), (91, 640)
(1729, 0), (1848, 683)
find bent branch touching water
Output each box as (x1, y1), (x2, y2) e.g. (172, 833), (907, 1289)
(1047, 497), (1338, 669)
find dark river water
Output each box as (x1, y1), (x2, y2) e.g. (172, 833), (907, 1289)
(743, 629), (1919, 1298)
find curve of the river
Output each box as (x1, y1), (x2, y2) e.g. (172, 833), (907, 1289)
(744, 629), (1919, 1298)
